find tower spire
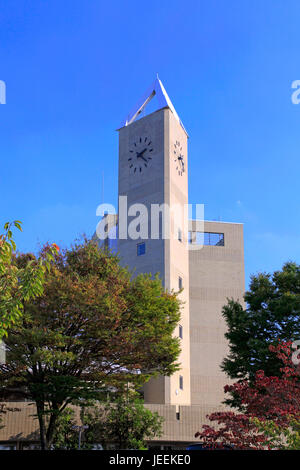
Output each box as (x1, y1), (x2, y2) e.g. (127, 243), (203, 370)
(117, 77), (187, 135)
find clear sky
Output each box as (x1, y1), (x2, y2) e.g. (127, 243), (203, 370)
(1, 0), (300, 288)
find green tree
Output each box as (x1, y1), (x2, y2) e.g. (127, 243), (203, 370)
(221, 262), (300, 407)
(82, 397), (163, 450)
(252, 416), (300, 450)
(51, 407), (79, 450)
(51, 398), (163, 450)
(0, 238), (180, 450)
(0, 221), (57, 339)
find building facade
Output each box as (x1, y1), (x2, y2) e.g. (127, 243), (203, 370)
(0, 78), (245, 449)
(114, 78), (245, 444)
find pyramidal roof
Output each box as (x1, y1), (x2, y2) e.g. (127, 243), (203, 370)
(117, 77), (187, 135)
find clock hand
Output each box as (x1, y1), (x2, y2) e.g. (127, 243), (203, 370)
(136, 148), (147, 158)
(136, 149), (148, 162)
(177, 156), (185, 172)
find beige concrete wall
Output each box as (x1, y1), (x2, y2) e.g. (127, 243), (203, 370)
(164, 109), (190, 406)
(145, 403), (228, 443)
(188, 220), (245, 406)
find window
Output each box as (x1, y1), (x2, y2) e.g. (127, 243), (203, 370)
(188, 231), (224, 247)
(179, 375), (183, 390)
(178, 228), (182, 242)
(179, 325), (183, 339)
(137, 242), (146, 256)
(178, 276), (183, 290)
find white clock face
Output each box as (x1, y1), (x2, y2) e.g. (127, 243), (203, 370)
(173, 141), (185, 176)
(128, 136), (154, 174)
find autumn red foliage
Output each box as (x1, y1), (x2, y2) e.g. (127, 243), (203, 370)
(195, 341), (300, 449)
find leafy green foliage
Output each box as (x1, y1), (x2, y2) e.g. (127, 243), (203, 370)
(52, 397), (163, 450)
(0, 238), (180, 449)
(0, 221), (57, 339)
(251, 416), (300, 450)
(82, 397), (163, 450)
(51, 407), (79, 450)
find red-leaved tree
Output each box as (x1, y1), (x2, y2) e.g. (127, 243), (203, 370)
(195, 342), (300, 450)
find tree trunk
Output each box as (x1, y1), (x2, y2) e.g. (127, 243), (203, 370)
(36, 402), (47, 450)
(46, 412), (58, 449)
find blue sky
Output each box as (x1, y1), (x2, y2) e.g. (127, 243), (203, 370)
(1, 0), (300, 288)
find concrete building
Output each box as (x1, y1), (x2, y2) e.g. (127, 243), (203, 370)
(0, 78), (244, 449)
(104, 78), (245, 446)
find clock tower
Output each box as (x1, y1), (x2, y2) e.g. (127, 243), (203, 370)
(117, 78), (191, 405)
